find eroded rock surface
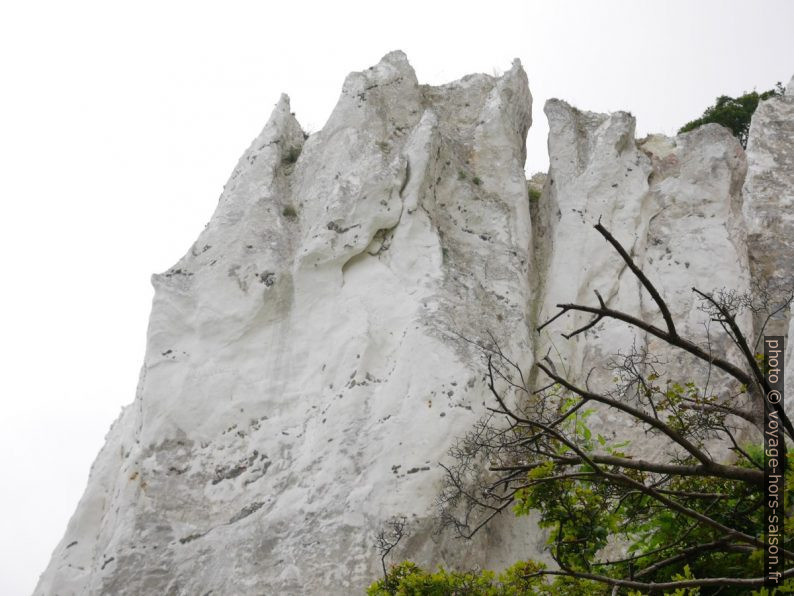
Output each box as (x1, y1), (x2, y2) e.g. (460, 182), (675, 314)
(743, 80), (794, 336)
(36, 51), (536, 595)
(743, 81), (794, 414)
(533, 103), (753, 457)
(37, 55), (794, 595)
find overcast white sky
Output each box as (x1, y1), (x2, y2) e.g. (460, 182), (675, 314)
(1, 1), (792, 593)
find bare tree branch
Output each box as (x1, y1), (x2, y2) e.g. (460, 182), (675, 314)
(375, 517), (408, 581)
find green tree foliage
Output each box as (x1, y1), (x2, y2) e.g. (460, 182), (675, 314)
(370, 448), (794, 594)
(678, 83), (785, 148)
(370, 439), (794, 594)
(368, 560), (604, 595)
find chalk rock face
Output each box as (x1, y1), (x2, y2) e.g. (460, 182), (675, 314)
(743, 85), (794, 335)
(743, 82), (794, 413)
(36, 52), (536, 595)
(535, 100), (653, 387)
(37, 54), (794, 595)
(533, 101), (753, 455)
(640, 126), (749, 329)
(639, 126), (755, 450)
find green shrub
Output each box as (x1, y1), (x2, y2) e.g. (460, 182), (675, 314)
(282, 146), (302, 165)
(528, 187), (541, 202)
(678, 83), (785, 148)
(367, 560), (594, 595)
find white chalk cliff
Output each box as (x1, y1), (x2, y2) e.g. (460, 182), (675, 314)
(37, 54), (793, 594)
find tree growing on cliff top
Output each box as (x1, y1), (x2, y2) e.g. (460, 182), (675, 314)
(679, 83), (785, 148)
(370, 224), (793, 595)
